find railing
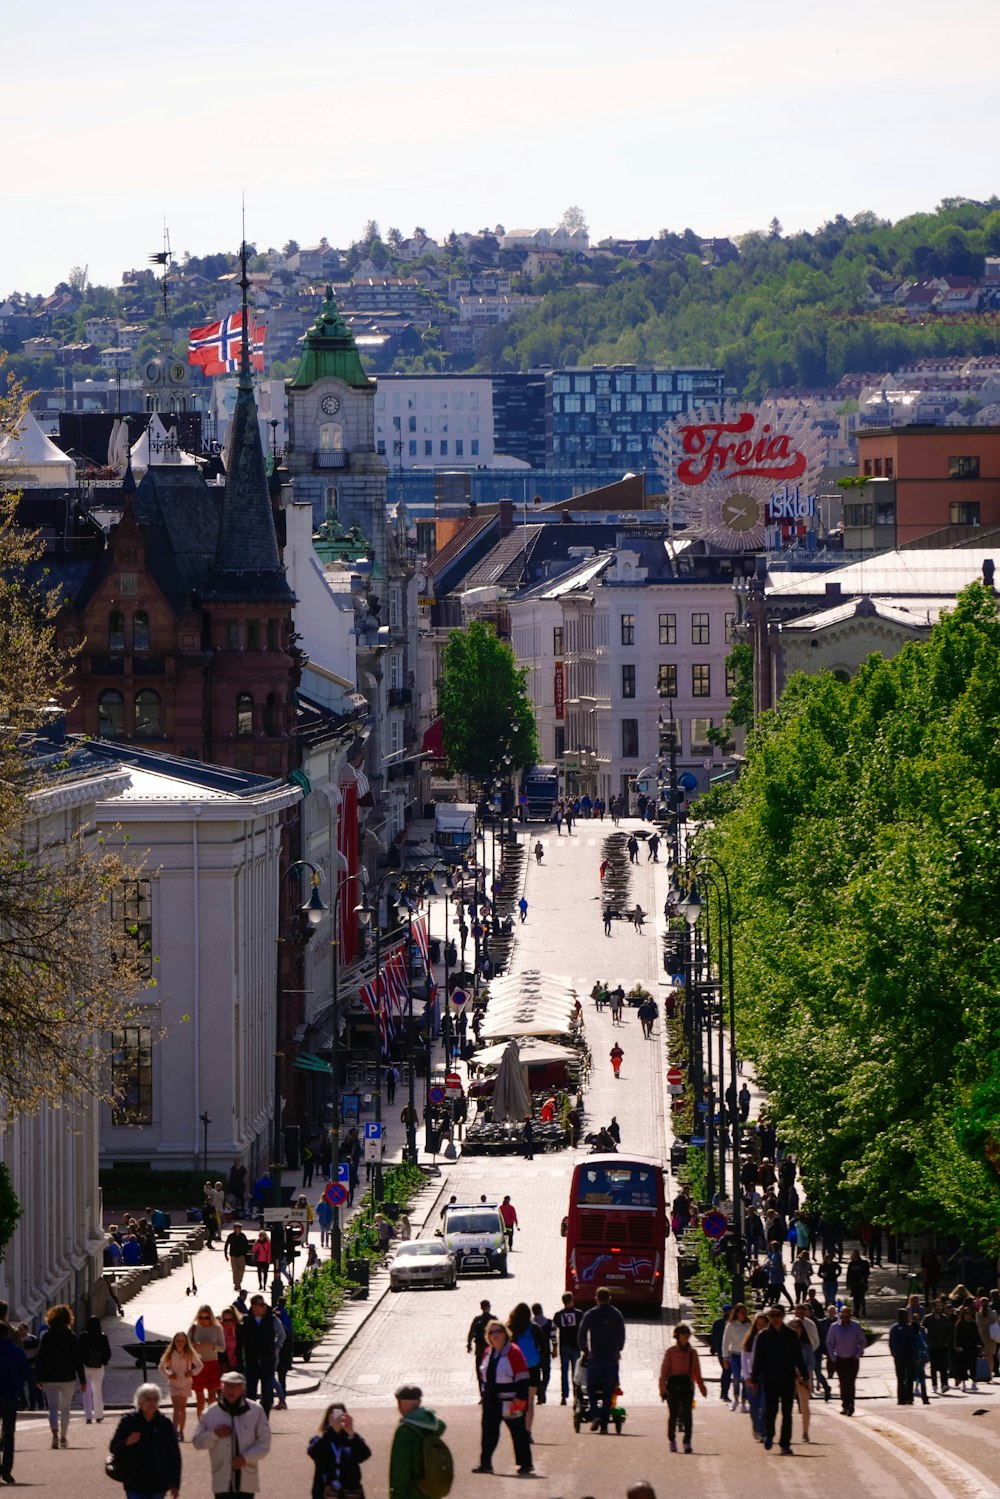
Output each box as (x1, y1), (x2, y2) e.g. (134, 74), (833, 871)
(387, 687), (412, 707)
(313, 449), (348, 469)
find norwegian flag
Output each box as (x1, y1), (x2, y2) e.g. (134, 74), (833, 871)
(188, 311), (264, 376)
(412, 916), (429, 970)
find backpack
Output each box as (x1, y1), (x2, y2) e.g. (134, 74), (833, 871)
(416, 1429), (453, 1499)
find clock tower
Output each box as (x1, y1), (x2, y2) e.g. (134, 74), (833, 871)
(284, 286), (388, 572)
(142, 351), (200, 416)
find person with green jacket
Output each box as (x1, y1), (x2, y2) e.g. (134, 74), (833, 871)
(389, 1385), (448, 1499)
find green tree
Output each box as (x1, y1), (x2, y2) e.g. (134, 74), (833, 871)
(438, 621), (539, 785)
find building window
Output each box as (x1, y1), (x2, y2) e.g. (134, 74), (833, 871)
(132, 610), (150, 652)
(114, 877), (153, 980)
(554, 725), (566, 759)
(326, 486), (338, 511)
(690, 717), (715, 754)
(658, 613), (676, 645)
(236, 693), (254, 736)
(424, 440), (433, 456)
(620, 613), (635, 645)
(949, 455), (980, 479)
(845, 502), (873, 526)
(98, 689), (124, 738)
(950, 500), (981, 526)
(110, 1025), (153, 1126)
(246, 620), (259, 651)
(553, 626), (564, 656)
(226, 619), (239, 649)
(471, 439), (479, 456)
(440, 440), (448, 456)
(657, 664), (677, 697)
(691, 612), (710, 645)
(134, 689), (161, 737)
(409, 441), (417, 456)
(267, 619), (278, 651)
(724, 613), (735, 645)
(726, 664), (737, 696)
(863, 458), (873, 476)
(621, 718), (639, 758)
(621, 664), (635, 698)
(885, 456), (894, 478)
(692, 664), (711, 697)
(108, 611), (125, 652)
(264, 692), (279, 736)
(319, 421), (343, 451)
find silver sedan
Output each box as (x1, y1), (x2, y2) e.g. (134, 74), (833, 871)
(389, 1239), (458, 1291)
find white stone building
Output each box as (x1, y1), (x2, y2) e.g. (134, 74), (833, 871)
(375, 375), (496, 469)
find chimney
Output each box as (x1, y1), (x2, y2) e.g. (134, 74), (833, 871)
(983, 558), (995, 591)
(499, 498), (514, 537)
(825, 581), (842, 601)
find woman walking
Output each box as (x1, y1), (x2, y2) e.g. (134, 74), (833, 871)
(109, 1384), (180, 1499)
(79, 1316), (111, 1424)
(509, 1303), (542, 1433)
(159, 1332), (203, 1440)
(658, 1324), (707, 1453)
(741, 1312), (769, 1442)
(954, 1304), (982, 1391)
(188, 1305), (225, 1417)
(722, 1304), (750, 1411)
(789, 1317), (813, 1441)
(251, 1231), (272, 1291)
(610, 1043), (624, 1079)
(474, 1321), (533, 1477)
(218, 1306), (244, 1374)
(35, 1304), (85, 1449)
(307, 1402), (372, 1499)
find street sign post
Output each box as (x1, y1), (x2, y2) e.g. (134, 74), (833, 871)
(702, 1210), (727, 1240)
(286, 1219), (307, 1244)
(325, 1181), (348, 1207)
(667, 1066), (683, 1085)
(262, 1207), (293, 1224)
(667, 1083), (685, 1095)
(364, 1121), (383, 1163)
(428, 1085), (446, 1106)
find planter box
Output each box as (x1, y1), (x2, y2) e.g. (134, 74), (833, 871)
(292, 1338), (318, 1362)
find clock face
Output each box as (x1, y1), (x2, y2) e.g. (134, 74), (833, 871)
(720, 492), (761, 533)
(145, 361), (160, 383)
(320, 393), (341, 416)
(170, 363), (187, 383)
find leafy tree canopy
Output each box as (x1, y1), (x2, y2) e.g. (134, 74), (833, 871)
(438, 620), (539, 785)
(700, 582), (1000, 1245)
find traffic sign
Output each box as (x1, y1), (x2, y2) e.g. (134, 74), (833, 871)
(667, 1083), (685, 1096)
(667, 1066), (683, 1084)
(364, 1121), (383, 1163)
(337, 1162), (350, 1182)
(450, 987), (469, 1010)
(429, 1085), (446, 1106)
(446, 1072), (462, 1090)
(363, 1123), (382, 1140)
(325, 1181), (348, 1207)
(690, 1134), (706, 1147)
(286, 1218), (307, 1243)
(702, 1210), (727, 1240)
(262, 1207), (293, 1223)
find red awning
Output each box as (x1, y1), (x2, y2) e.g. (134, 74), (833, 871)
(421, 716), (445, 759)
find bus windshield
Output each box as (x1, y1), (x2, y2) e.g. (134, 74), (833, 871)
(575, 1164), (658, 1208)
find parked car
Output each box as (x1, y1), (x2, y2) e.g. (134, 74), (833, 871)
(389, 1239), (458, 1292)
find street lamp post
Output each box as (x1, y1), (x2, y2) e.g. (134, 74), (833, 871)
(327, 867), (365, 1270)
(199, 1111), (211, 1174)
(277, 861), (330, 1168)
(355, 876), (403, 1204)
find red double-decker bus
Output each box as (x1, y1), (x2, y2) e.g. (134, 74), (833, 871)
(563, 1155), (667, 1309)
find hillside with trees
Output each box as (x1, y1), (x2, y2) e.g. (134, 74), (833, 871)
(476, 200), (1000, 396)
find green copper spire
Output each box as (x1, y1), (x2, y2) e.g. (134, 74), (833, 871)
(288, 284), (370, 390)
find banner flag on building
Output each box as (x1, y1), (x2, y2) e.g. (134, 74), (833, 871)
(412, 915), (429, 969)
(188, 311), (264, 376)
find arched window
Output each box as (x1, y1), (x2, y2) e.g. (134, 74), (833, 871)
(133, 610), (149, 652)
(134, 689), (161, 737)
(98, 690), (124, 738)
(263, 692), (279, 736)
(236, 693), (254, 736)
(319, 422), (343, 451)
(326, 485), (338, 511)
(109, 611), (125, 652)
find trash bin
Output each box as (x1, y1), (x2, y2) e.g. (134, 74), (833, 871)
(346, 1258), (370, 1298)
(426, 1128), (442, 1155)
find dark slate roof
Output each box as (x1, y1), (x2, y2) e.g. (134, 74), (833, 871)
(84, 737), (286, 796)
(464, 525), (545, 589)
(133, 466), (224, 610)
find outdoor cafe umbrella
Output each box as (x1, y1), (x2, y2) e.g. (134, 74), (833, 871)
(490, 1039), (534, 1123)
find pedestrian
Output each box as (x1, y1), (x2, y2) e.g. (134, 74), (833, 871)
(578, 1287), (627, 1435)
(921, 1247), (942, 1303)
(741, 1312), (769, 1441)
(554, 1292), (581, 1405)
(251, 1230), (272, 1290)
(912, 1312), (932, 1404)
(818, 1251), (840, 1309)
(35, 1303), (85, 1449)
(224, 1221), (252, 1293)
(627, 835), (639, 864)
(765, 1240), (794, 1307)
(531, 1304), (554, 1405)
(109, 1383), (181, 1499)
(219, 1307), (244, 1376)
(632, 904), (645, 932)
(565, 805), (574, 834)
(159, 1332), (203, 1440)
(192, 1369), (271, 1493)
(385, 1064), (399, 1104)
(710, 1303), (732, 1403)
(555, 804), (563, 835)
(521, 1117), (535, 1161)
(294, 1194), (314, 1242)
(747, 1303), (805, 1454)
(610, 1043), (624, 1079)
(227, 1158), (248, 1217)
(509, 1303), (542, 1431)
(498, 1196), (519, 1251)
(272, 1294), (293, 1411)
(517, 896), (528, 923)
(609, 990), (623, 1026)
(0, 1322), (28, 1481)
(738, 1082), (751, 1122)
(315, 1196), (333, 1250)
(791, 1248), (812, 1301)
(845, 1249), (870, 1318)
(647, 832), (660, 862)
(188, 1305), (225, 1418)
(375, 1214), (395, 1264)
(243, 1295), (284, 1417)
(603, 905), (613, 936)
(924, 1298), (952, 1393)
(954, 1304), (982, 1391)
(467, 1300), (493, 1391)
(659, 1323), (707, 1453)
(887, 1305), (916, 1405)
(722, 1304), (750, 1411)
(78, 1315), (111, 1425)
(308, 1402), (371, 1499)
(389, 1384), (450, 1498)
(637, 999), (656, 1038)
(301, 1138), (315, 1187)
(825, 1303), (866, 1415)
(474, 1322), (532, 1476)
(788, 1317), (813, 1440)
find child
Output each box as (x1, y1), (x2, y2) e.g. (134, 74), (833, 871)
(658, 1323), (707, 1453)
(159, 1331), (203, 1439)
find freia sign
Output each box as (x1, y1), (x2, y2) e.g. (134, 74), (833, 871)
(676, 411), (808, 487)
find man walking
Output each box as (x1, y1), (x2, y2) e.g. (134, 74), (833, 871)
(845, 1250), (870, 1318)
(224, 1222), (251, 1292)
(467, 1300), (493, 1391)
(747, 1304), (805, 1454)
(826, 1303), (866, 1415)
(553, 1293), (581, 1405)
(924, 1298), (952, 1393)
(609, 990), (623, 1027)
(531, 1304), (553, 1404)
(498, 1196), (518, 1252)
(646, 832), (660, 862)
(517, 895), (528, 923)
(385, 1065), (399, 1105)
(603, 906), (613, 937)
(627, 835), (639, 864)
(579, 1288), (626, 1435)
(889, 1306), (917, 1405)
(0, 1322), (29, 1482)
(243, 1295), (284, 1418)
(389, 1385), (448, 1499)
(610, 1043), (624, 1079)
(193, 1370), (271, 1491)
(738, 1082), (751, 1122)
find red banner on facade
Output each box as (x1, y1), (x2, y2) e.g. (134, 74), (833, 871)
(554, 660), (565, 720)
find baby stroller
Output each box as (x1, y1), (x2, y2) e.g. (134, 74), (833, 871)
(572, 1353), (627, 1434)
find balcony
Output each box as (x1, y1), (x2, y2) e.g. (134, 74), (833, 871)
(387, 687), (412, 707)
(313, 449), (348, 470)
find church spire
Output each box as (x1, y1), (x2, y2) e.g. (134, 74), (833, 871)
(203, 243), (293, 603)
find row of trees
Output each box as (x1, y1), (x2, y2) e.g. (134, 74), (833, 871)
(698, 585), (1000, 1247)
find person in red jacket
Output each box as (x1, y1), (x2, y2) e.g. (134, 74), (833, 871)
(498, 1197), (519, 1251)
(658, 1323), (707, 1453)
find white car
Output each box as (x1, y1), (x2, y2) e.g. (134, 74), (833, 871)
(389, 1239), (458, 1292)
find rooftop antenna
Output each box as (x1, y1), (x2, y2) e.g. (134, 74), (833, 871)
(148, 218), (172, 321)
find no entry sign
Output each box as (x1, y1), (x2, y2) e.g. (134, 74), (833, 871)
(667, 1066), (683, 1085)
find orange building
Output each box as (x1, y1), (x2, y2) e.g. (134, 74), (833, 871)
(849, 426), (1000, 548)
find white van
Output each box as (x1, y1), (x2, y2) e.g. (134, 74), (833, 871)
(439, 1201), (508, 1276)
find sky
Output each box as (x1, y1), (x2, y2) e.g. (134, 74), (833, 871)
(4, 0), (999, 296)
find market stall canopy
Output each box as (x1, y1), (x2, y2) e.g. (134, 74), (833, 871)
(479, 1015), (580, 1041)
(472, 1038), (580, 1069)
(0, 410), (75, 486)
